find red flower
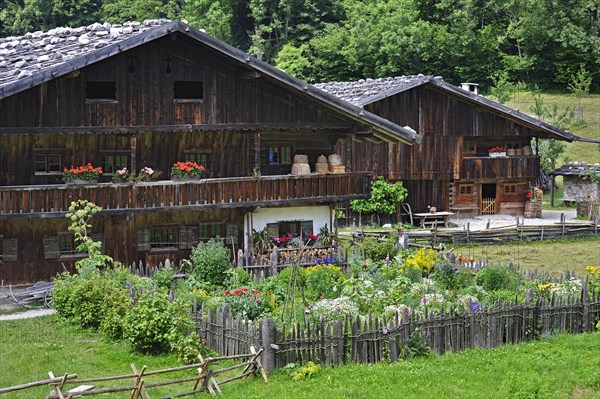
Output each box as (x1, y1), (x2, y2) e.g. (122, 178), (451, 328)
(242, 287), (248, 292)
(225, 289), (230, 295)
(252, 289), (260, 294)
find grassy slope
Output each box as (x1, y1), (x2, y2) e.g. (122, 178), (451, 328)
(506, 91), (600, 165)
(1, 316), (599, 399)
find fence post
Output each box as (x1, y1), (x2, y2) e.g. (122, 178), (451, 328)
(269, 247), (279, 276)
(333, 320), (342, 366)
(582, 281), (590, 331)
(261, 318), (276, 371)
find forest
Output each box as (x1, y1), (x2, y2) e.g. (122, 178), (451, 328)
(0, 0), (599, 90)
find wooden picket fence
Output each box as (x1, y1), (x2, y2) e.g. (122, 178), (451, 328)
(191, 286), (600, 370)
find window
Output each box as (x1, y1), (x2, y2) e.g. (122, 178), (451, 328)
(459, 184), (473, 196)
(504, 184), (517, 194)
(34, 153), (62, 174)
(101, 152), (129, 174)
(267, 220), (314, 239)
(184, 153), (208, 168)
(174, 81), (203, 101)
(150, 227), (177, 249)
(0, 237), (17, 262)
(463, 140), (476, 154)
(86, 81), (116, 100)
(198, 223), (223, 240)
(268, 145), (292, 164)
(43, 233), (102, 259)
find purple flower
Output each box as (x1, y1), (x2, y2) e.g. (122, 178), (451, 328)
(385, 255), (390, 264)
(421, 296), (427, 304)
(335, 307), (341, 314)
(382, 327), (389, 335)
(471, 301), (479, 313)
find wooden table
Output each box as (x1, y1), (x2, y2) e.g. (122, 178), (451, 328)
(414, 211), (455, 228)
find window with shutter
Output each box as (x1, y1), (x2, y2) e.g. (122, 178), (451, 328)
(137, 229), (151, 251)
(1, 238), (17, 262)
(43, 236), (60, 259)
(225, 223), (238, 244)
(179, 226), (194, 249)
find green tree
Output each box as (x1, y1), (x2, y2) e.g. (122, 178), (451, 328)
(350, 177), (408, 224)
(567, 63), (592, 124)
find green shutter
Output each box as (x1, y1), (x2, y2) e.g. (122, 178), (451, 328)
(225, 223), (238, 244)
(137, 229), (151, 251)
(301, 220), (314, 238)
(2, 238), (17, 262)
(179, 226), (193, 249)
(43, 236), (60, 259)
(267, 223), (278, 238)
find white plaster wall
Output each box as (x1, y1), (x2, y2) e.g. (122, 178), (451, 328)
(243, 205), (332, 250)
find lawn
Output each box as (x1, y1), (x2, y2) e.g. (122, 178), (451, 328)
(449, 235), (600, 276)
(1, 316), (599, 399)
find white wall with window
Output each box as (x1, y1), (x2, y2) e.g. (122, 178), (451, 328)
(244, 205), (333, 251)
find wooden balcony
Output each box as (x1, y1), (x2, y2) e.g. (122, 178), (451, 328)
(461, 156), (540, 180)
(0, 173), (372, 219)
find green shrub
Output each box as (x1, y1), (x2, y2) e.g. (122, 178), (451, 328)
(188, 238), (231, 289)
(152, 265), (176, 290)
(99, 288), (133, 339)
(476, 265), (522, 292)
(304, 264), (345, 302)
(124, 289), (200, 361)
(225, 267), (251, 287)
(362, 235), (399, 262)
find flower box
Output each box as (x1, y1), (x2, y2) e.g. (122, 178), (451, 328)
(489, 152), (506, 158)
(63, 163), (103, 183)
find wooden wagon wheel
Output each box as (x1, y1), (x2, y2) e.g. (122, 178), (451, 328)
(44, 289), (53, 308)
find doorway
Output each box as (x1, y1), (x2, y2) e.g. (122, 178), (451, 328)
(481, 183), (497, 215)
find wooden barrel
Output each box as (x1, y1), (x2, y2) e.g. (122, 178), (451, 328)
(315, 162), (329, 174)
(291, 162), (311, 175)
(506, 149), (516, 156)
(522, 145), (533, 156)
(515, 148), (522, 156)
(328, 154), (342, 166)
(294, 154), (309, 163)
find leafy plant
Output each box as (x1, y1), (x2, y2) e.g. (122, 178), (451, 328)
(290, 362), (321, 381)
(304, 264), (345, 302)
(222, 287), (271, 320)
(187, 238), (231, 290)
(63, 163), (103, 181)
(476, 265), (522, 292)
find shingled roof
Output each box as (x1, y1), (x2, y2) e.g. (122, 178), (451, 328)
(315, 75), (581, 143)
(553, 162), (600, 177)
(0, 20), (422, 145)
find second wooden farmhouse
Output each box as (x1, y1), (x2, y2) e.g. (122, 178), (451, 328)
(317, 77), (580, 217)
(0, 20), (421, 284)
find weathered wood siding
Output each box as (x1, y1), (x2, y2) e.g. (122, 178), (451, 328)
(343, 84), (540, 181)
(0, 35), (348, 128)
(0, 208), (241, 284)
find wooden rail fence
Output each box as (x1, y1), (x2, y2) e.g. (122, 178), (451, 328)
(0, 347), (267, 398)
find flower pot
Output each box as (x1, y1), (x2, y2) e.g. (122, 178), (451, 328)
(66, 179), (98, 185)
(171, 175), (201, 182)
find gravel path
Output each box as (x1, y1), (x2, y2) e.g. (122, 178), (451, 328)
(0, 308), (56, 321)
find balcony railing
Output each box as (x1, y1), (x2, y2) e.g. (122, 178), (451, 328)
(0, 173), (372, 218)
(461, 156), (540, 180)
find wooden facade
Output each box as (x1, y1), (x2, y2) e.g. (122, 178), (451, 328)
(0, 21), (420, 284)
(322, 78), (575, 217)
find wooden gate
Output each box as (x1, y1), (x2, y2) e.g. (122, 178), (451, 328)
(481, 198), (496, 215)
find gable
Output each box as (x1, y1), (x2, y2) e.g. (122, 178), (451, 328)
(0, 20), (421, 145)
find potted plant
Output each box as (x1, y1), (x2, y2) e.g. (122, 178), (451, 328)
(63, 163), (103, 184)
(171, 161), (206, 181)
(135, 166), (163, 182)
(112, 167), (131, 183)
(488, 146), (506, 157)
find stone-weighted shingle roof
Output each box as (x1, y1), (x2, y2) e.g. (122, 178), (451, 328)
(553, 162), (600, 177)
(315, 75), (580, 142)
(0, 19), (171, 88)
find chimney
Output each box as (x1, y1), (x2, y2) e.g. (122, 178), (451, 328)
(460, 82), (479, 95)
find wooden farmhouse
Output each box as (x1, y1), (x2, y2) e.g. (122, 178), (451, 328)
(0, 20), (421, 284)
(317, 77), (580, 217)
